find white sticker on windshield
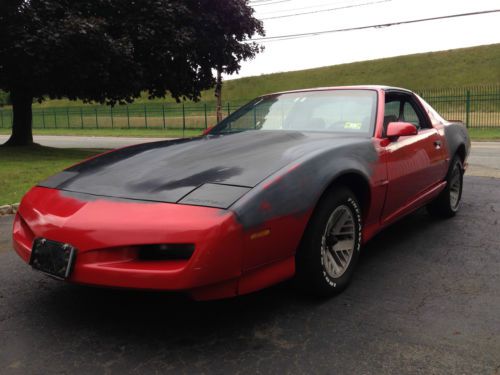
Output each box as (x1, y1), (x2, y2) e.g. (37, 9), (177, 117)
(344, 122), (362, 129)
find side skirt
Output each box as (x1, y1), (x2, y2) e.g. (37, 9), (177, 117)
(381, 180), (447, 228)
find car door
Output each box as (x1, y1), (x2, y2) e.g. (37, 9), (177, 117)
(381, 92), (447, 223)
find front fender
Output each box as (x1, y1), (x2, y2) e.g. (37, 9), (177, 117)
(231, 140), (378, 230)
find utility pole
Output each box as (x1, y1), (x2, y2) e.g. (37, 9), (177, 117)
(215, 67), (223, 123)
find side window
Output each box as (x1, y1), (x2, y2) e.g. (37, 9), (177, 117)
(402, 102), (421, 129)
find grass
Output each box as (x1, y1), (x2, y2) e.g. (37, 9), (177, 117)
(467, 128), (500, 141)
(0, 145), (102, 205)
(216, 43), (500, 102)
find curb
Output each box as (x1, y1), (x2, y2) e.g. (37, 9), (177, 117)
(0, 203), (19, 216)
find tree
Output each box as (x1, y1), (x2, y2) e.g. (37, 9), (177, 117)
(215, 68), (223, 123)
(0, 0), (264, 145)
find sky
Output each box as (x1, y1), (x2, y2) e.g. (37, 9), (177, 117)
(230, 0), (500, 79)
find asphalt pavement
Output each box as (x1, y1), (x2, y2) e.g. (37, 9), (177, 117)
(467, 142), (500, 178)
(0, 176), (499, 374)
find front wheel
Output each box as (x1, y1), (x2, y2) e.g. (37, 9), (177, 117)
(295, 187), (362, 297)
(427, 156), (464, 218)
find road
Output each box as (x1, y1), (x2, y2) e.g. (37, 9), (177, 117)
(0, 135), (170, 149)
(1, 135), (499, 178)
(467, 142), (500, 178)
(0, 176), (499, 374)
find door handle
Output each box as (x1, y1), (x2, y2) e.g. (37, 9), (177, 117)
(434, 140), (442, 149)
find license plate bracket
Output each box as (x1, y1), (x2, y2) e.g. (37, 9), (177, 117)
(30, 238), (77, 279)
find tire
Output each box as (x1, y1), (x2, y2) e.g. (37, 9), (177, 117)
(295, 186), (362, 297)
(427, 156), (464, 218)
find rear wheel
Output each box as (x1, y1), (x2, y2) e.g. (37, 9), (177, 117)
(427, 156), (463, 218)
(295, 187), (362, 297)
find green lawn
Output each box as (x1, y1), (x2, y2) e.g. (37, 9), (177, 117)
(0, 145), (102, 205)
(467, 128), (500, 141)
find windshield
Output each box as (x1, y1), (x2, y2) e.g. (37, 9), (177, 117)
(211, 89), (377, 136)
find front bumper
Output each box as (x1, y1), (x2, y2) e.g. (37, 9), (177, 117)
(13, 187), (245, 300)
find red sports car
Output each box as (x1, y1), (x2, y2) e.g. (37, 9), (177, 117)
(13, 86), (470, 300)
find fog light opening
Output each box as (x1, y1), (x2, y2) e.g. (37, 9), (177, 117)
(137, 244), (195, 261)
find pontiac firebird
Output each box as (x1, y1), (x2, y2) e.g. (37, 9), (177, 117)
(12, 86), (470, 300)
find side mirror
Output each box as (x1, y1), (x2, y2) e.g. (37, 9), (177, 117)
(386, 122), (417, 139)
(202, 126), (214, 136)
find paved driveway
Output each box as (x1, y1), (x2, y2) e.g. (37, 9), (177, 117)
(0, 176), (499, 374)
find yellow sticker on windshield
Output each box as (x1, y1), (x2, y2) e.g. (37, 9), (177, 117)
(344, 122), (362, 129)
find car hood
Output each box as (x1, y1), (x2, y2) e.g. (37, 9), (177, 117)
(39, 131), (369, 205)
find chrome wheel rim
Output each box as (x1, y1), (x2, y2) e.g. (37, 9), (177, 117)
(321, 205), (355, 279)
(449, 165), (462, 210)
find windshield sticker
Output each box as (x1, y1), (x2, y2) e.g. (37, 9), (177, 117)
(344, 122), (362, 129)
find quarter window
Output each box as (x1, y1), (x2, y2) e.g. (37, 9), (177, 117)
(402, 102), (421, 129)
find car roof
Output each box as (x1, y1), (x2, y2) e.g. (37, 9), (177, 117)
(266, 85), (413, 97)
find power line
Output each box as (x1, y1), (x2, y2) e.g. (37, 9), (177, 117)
(250, 9), (500, 42)
(260, 0), (390, 20)
(258, 0), (368, 16)
(250, 0), (291, 6)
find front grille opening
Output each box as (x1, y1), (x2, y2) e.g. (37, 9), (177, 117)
(137, 244), (195, 261)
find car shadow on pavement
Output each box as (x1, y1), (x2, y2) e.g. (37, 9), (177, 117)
(25, 208), (439, 345)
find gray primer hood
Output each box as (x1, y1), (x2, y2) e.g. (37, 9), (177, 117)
(39, 131), (372, 204)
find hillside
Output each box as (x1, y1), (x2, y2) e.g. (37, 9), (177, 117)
(20, 42), (500, 108)
(214, 43), (500, 103)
